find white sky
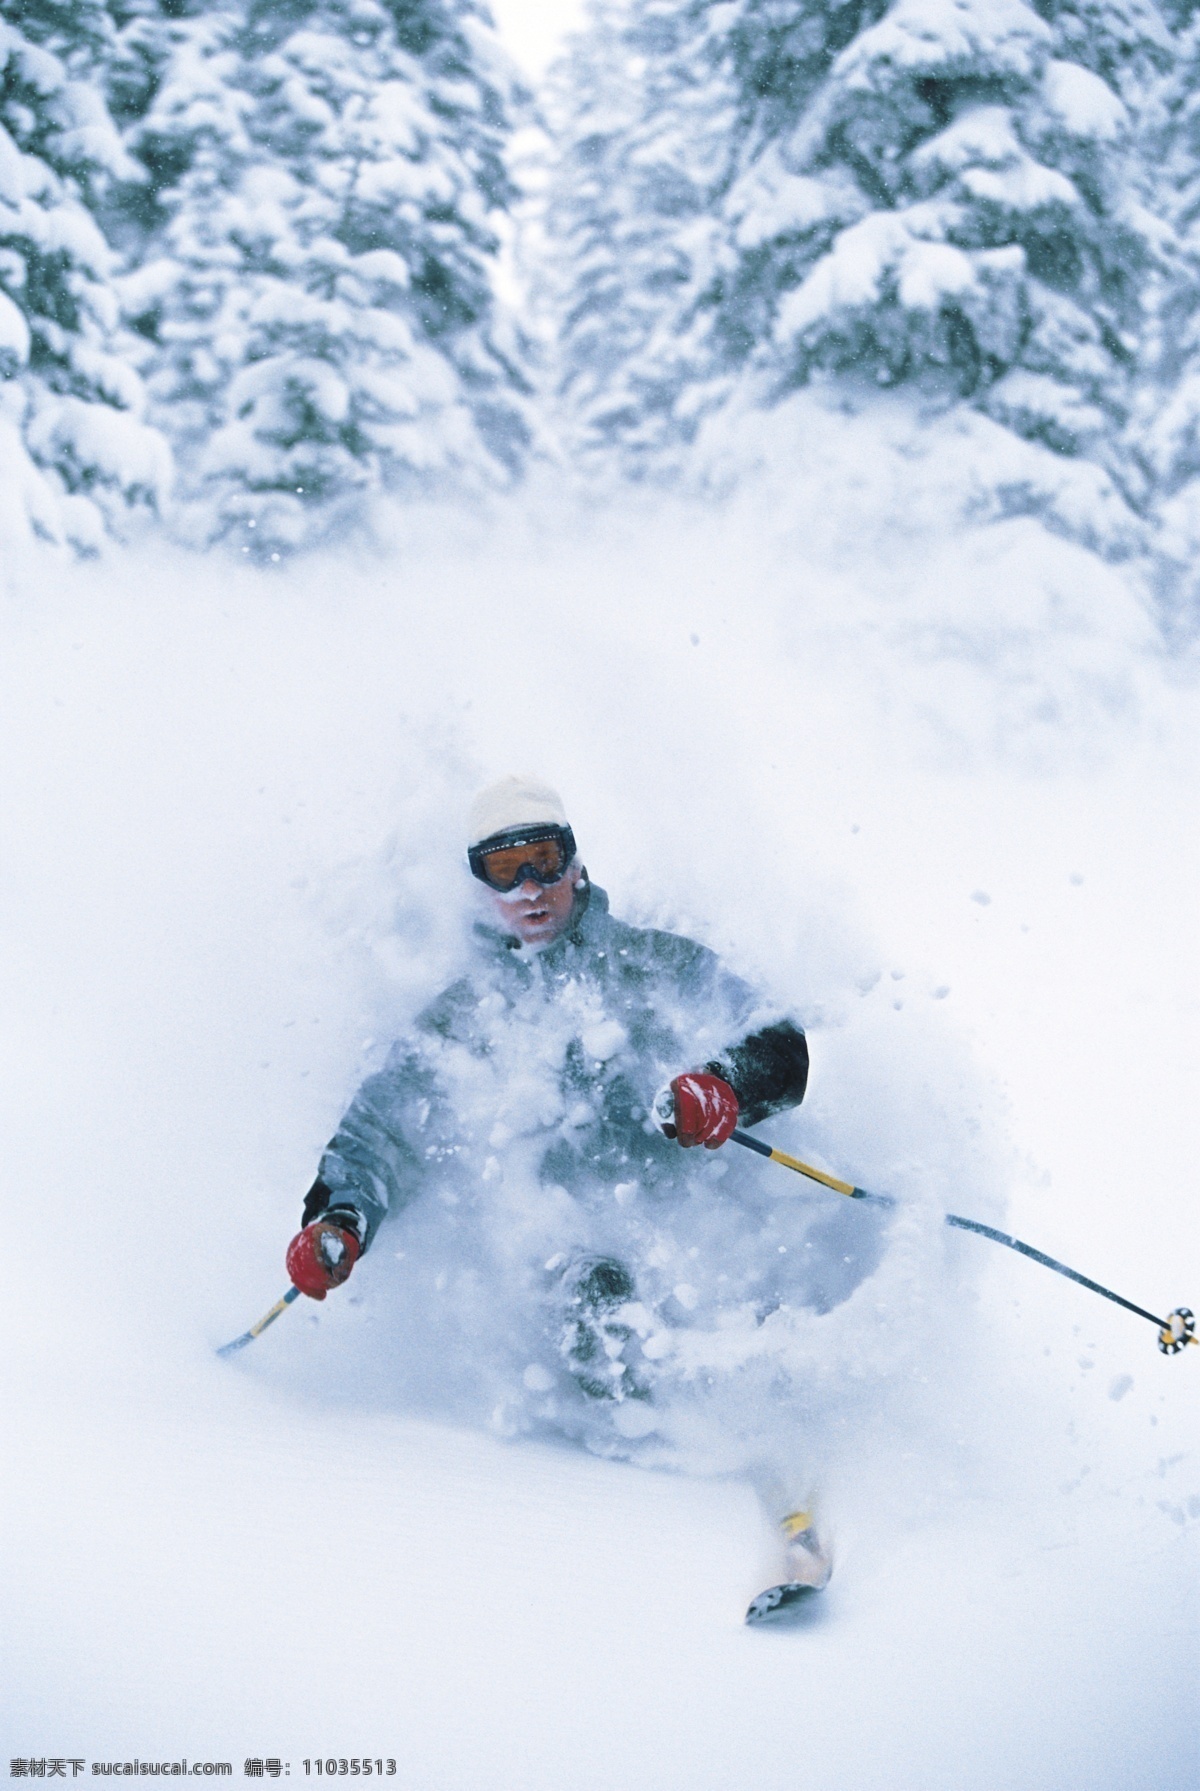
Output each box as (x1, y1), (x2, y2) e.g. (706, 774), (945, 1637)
(488, 0), (588, 75)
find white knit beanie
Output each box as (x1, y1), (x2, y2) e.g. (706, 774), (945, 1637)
(467, 775), (570, 847)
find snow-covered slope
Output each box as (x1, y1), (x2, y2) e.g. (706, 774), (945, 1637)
(2, 438), (1196, 1784)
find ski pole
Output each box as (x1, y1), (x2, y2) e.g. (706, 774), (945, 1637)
(732, 1127), (894, 1206)
(729, 1127), (1196, 1357)
(217, 1285), (301, 1357)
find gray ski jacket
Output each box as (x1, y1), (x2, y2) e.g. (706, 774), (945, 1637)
(302, 880), (808, 1251)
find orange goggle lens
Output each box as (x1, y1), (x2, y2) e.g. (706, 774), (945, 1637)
(477, 834), (569, 891)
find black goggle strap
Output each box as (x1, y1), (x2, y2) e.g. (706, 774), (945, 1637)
(467, 823), (577, 885)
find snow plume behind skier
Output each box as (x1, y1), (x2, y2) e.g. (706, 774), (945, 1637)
(278, 776), (996, 1503)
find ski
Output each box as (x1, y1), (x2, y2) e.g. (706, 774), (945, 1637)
(746, 1580), (826, 1625)
(746, 1510), (832, 1625)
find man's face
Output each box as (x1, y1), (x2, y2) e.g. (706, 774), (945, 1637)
(486, 862), (581, 948)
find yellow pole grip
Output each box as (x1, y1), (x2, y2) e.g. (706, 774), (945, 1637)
(767, 1146), (857, 1199)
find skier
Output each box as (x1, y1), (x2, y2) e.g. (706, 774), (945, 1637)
(284, 775), (831, 1613)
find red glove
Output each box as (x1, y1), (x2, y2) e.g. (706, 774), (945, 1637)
(665, 1071), (739, 1149)
(286, 1221), (360, 1300)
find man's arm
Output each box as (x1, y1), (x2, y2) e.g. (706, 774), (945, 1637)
(673, 932), (809, 1127)
(705, 1017), (809, 1128)
(662, 1017), (808, 1149)
(308, 1050), (435, 1248)
(298, 1174), (370, 1248)
(644, 927), (809, 1146)
(287, 973), (485, 1295)
(286, 1046), (437, 1297)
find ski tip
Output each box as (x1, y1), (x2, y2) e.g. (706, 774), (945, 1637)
(745, 1581), (826, 1627)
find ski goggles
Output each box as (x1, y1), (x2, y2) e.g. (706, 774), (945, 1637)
(468, 823), (577, 892)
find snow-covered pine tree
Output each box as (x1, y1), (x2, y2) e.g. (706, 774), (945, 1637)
(547, 0), (1176, 524)
(542, 0), (737, 476)
(120, 0), (531, 555)
(765, 0), (1170, 455)
(102, 1), (207, 257)
(1128, 4), (1200, 616)
(0, 0), (170, 552)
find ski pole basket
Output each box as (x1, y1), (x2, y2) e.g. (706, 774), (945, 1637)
(1158, 1308), (1195, 1356)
